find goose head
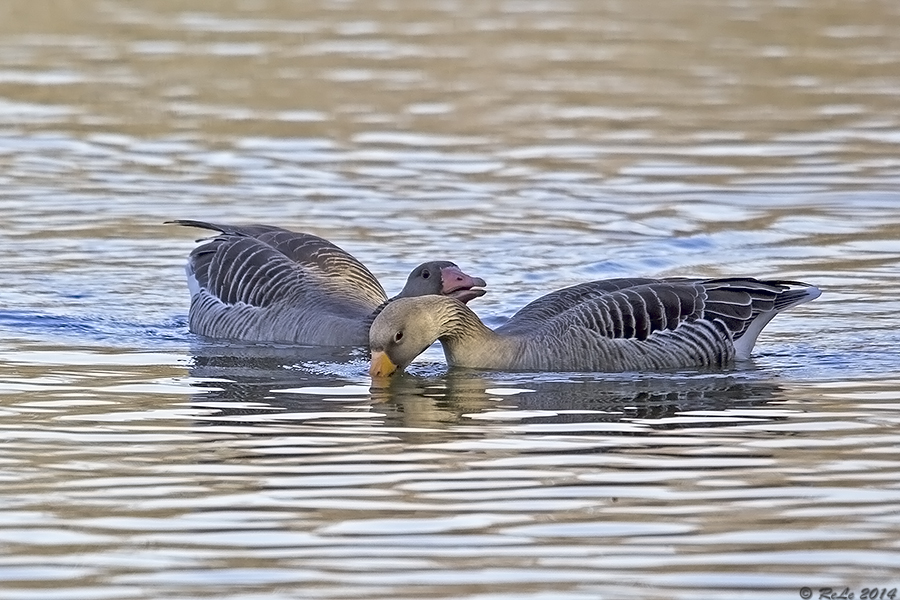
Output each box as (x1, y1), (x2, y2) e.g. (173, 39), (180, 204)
(398, 261), (486, 303)
(369, 296), (451, 377)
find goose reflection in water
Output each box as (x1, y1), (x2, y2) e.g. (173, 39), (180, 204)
(185, 344), (786, 436)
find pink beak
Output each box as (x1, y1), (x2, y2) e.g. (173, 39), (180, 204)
(440, 265), (486, 303)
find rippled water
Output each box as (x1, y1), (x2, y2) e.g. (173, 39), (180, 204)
(1, 1), (899, 598)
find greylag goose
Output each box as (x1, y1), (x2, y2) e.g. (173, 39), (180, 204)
(170, 220), (486, 346)
(369, 277), (820, 375)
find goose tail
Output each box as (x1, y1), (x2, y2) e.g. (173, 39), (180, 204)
(166, 219), (269, 238)
(733, 282), (821, 360)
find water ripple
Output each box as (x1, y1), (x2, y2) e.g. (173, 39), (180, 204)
(2, 0), (900, 598)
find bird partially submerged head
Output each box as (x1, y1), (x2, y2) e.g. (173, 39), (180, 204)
(369, 296), (451, 378)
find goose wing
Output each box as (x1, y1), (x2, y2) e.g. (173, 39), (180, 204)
(501, 277), (814, 342)
(172, 219), (387, 310)
(497, 277), (663, 336)
(170, 219), (287, 238)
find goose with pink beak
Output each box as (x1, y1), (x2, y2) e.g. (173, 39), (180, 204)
(171, 220), (486, 346)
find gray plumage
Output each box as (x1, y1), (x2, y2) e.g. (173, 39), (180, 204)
(170, 220), (485, 346)
(369, 277), (821, 374)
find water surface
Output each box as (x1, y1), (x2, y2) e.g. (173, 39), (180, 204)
(1, 1), (899, 598)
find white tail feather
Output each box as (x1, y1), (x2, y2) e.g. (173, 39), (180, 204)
(733, 285), (821, 359)
(185, 262), (201, 298)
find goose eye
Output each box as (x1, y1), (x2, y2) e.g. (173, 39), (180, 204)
(393, 331), (404, 343)
(421, 270), (430, 279)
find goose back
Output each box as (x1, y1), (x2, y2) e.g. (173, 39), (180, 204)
(499, 277), (819, 370)
(176, 220), (387, 309)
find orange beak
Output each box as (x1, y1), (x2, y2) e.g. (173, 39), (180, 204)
(369, 350), (398, 378)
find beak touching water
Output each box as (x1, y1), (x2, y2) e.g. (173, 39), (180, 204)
(369, 350), (398, 378)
